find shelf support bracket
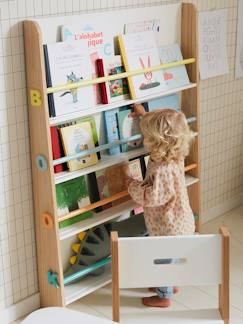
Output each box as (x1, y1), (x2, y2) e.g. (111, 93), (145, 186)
(47, 270), (60, 288)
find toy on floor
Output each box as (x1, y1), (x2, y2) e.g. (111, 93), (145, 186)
(64, 214), (148, 284)
(64, 224), (111, 283)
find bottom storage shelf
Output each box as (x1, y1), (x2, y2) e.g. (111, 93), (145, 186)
(64, 264), (111, 305)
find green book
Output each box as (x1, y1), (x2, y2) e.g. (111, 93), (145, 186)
(117, 109), (142, 152)
(56, 176), (92, 228)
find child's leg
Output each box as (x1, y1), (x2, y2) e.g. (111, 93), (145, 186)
(143, 259), (176, 307)
(142, 286), (173, 307)
(148, 286), (179, 294)
(156, 286), (173, 299)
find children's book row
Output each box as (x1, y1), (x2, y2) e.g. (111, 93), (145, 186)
(56, 155), (149, 229)
(51, 98), (180, 174)
(44, 26), (189, 118)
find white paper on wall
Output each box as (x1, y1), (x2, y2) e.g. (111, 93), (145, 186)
(235, 0), (243, 79)
(198, 9), (229, 80)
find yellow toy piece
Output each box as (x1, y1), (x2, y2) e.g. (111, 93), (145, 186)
(78, 232), (86, 241)
(69, 256), (77, 265)
(72, 243), (80, 253)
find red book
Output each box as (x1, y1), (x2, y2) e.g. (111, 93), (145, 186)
(50, 126), (64, 173)
(96, 58), (109, 104)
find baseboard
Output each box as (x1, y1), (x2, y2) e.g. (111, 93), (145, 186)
(1, 293), (40, 324)
(201, 192), (243, 224)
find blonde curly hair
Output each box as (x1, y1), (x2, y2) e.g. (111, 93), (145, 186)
(140, 109), (194, 163)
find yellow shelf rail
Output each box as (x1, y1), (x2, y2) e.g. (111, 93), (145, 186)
(46, 58), (196, 94)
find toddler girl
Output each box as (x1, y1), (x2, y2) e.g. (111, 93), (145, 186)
(126, 104), (195, 308)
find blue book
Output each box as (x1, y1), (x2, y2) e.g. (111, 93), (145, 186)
(104, 109), (121, 155)
(117, 109), (142, 153)
(148, 93), (180, 111)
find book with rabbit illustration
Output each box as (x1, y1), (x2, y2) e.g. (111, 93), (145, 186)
(60, 121), (98, 172)
(117, 109), (142, 152)
(44, 41), (95, 117)
(118, 31), (166, 99)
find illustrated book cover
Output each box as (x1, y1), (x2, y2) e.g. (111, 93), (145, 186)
(104, 108), (121, 155)
(60, 121), (98, 172)
(118, 31), (166, 99)
(96, 55), (129, 104)
(96, 164), (128, 207)
(78, 116), (100, 160)
(44, 41), (95, 117)
(61, 23), (115, 104)
(158, 43), (190, 89)
(117, 109), (142, 152)
(56, 176), (92, 228)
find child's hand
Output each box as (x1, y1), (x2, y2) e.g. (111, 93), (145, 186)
(130, 104), (146, 118)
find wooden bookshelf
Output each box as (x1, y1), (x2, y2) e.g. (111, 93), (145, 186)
(23, 3), (200, 307)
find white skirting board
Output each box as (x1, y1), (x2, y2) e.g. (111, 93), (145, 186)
(2, 193), (243, 323)
(201, 192), (243, 224)
(0, 293), (40, 324)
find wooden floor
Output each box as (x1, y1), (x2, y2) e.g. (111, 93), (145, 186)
(14, 205), (243, 323)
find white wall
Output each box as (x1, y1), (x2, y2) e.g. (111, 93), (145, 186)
(0, 0), (242, 320)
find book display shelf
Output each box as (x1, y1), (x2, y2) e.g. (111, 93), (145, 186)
(23, 3), (200, 307)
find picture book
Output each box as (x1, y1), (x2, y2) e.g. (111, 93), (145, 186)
(78, 116), (100, 159)
(96, 55), (129, 104)
(96, 169), (110, 201)
(147, 93), (180, 111)
(50, 126), (64, 173)
(117, 109), (142, 152)
(104, 108), (120, 155)
(106, 164), (128, 206)
(61, 23), (114, 59)
(44, 41), (95, 117)
(94, 164), (129, 207)
(124, 19), (161, 34)
(61, 23), (115, 104)
(158, 43), (190, 89)
(96, 169), (112, 210)
(118, 31), (166, 99)
(60, 121), (98, 172)
(56, 176), (92, 229)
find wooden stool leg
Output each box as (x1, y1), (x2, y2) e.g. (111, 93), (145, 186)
(219, 227), (230, 324)
(111, 232), (120, 323)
